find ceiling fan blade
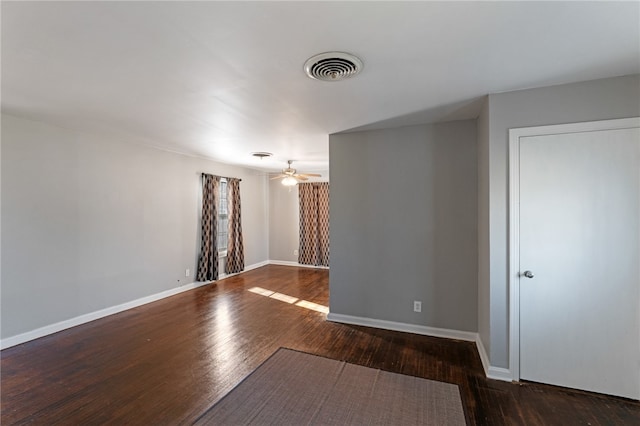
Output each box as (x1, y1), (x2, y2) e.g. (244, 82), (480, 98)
(270, 174), (286, 180)
(295, 175), (309, 181)
(297, 173), (322, 178)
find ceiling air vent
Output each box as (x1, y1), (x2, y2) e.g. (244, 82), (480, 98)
(304, 52), (363, 82)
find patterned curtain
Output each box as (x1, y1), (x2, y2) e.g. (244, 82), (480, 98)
(197, 174), (220, 281)
(225, 178), (245, 274)
(298, 182), (330, 267)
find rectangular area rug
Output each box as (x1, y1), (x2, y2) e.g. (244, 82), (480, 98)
(194, 348), (467, 425)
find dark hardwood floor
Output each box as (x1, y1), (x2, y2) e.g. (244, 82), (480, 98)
(1, 265), (638, 425)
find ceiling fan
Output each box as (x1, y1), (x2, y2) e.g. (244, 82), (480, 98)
(271, 160), (321, 186)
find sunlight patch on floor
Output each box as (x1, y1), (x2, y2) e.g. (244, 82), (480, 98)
(247, 287), (274, 297)
(248, 287), (329, 314)
(269, 292), (299, 304)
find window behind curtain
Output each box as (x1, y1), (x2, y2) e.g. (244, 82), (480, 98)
(218, 179), (228, 255)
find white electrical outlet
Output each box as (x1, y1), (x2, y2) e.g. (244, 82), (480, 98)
(413, 301), (422, 312)
(185, 269), (190, 277)
(293, 249), (299, 256)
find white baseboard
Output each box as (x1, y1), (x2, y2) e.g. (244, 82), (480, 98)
(328, 312), (514, 382)
(219, 260), (269, 280)
(487, 365), (513, 382)
(1, 281), (208, 350)
(269, 260), (329, 269)
(326, 312), (478, 342)
(475, 334), (513, 382)
(1, 260), (268, 350)
(2, 261), (513, 384)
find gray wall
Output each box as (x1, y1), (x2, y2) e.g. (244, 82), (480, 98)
(329, 120), (478, 331)
(268, 180), (299, 262)
(1, 114), (269, 339)
(483, 74), (640, 368)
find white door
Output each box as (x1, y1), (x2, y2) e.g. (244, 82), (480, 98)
(517, 121), (639, 399)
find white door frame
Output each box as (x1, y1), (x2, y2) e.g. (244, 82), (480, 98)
(508, 116), (640, 382)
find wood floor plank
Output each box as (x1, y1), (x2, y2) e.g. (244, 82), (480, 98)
(1, 265), (638, 425)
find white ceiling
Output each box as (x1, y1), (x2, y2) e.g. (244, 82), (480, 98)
(2, 1), (639, 173)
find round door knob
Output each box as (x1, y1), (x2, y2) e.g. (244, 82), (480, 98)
(523, 270), (534, 279)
